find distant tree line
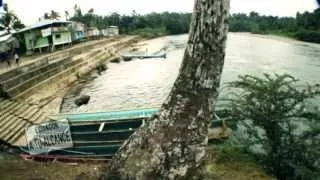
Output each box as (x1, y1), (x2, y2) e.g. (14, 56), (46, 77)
(229, 8), (320, 43)
(69, 5), (191, 37)
(2, 3), (319, 43)
(70, 6), (320, 42)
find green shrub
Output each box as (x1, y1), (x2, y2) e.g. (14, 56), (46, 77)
(223, 74), (320, 180)
(295, 29), (320, 43)
(128, 27), (168, 38)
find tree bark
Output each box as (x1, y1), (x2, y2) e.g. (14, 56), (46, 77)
(105, 0), (230, 179)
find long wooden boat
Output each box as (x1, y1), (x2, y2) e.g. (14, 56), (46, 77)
(121, 53), (167, 61)
(20, 108), (225, 162)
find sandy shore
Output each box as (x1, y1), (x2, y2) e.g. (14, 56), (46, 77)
(230, 32), (299, 43)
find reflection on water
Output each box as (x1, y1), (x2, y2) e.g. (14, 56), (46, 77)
(61, 33), (320, 113)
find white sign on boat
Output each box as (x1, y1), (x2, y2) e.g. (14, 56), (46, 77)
(25, 119), (73, 155)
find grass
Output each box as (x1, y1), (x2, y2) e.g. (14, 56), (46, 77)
(0, 143), (274, 180)
(204, 144), (274, 180)
(0, 153), (101, 180)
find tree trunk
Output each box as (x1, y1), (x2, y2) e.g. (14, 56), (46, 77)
(105, 0), (230, 179)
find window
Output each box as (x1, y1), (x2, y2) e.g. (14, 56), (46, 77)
(55, 34), (61, 39)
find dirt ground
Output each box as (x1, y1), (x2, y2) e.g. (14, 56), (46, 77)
(0, 146), (274, 180)
(0, 153), (102, 180)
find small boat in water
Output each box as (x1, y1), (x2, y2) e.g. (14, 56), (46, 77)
(120, 50), (167, 61)
(20, 108), (226, 162)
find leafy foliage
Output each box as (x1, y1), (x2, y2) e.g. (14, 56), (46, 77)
(69, 7), (319, 40)
(295, 29), (320, 43)
(224, 74), (320, 180)
(69, 6), (191, 36)
(42, 10), (61, 20)
(229, 8), (320, 43)
(0, 3), (25, 30)
(127, 27), (168, 38)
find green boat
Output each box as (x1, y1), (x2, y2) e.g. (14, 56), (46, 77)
(20, 108), (224, 162)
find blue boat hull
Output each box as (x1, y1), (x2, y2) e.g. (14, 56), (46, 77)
(21, 108), (225, 162)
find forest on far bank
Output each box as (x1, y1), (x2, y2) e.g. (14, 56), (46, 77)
(68, 6), (320, 42)
(229, 8), (320, 43)
(2, 3), (320, 43)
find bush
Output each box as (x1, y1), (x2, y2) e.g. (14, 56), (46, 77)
(295, 29), (320, 43)
(128, 27), (168, 38)
(165, 20), (186, 35)
(223, 74), (320, 180)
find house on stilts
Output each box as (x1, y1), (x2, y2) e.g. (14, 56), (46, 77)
(16, 20), (72, 55)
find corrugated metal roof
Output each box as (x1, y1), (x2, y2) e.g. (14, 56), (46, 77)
(0, 33), (13, 42)
(17, 20), (71, 33)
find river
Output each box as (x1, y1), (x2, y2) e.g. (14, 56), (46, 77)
(61, 33), (320, 113)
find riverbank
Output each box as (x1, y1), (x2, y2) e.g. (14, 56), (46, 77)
(234, 31), (320, 44)
(0, 36), (143, 146)
(264, 29), (320, 44)
(235, 32), (298, 43)
(0, 37), (124, 75)
(128, 27), (169, 38)
(59, 36), (183, 113)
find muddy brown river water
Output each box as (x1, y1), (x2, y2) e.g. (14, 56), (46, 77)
(61, 33), (320, 113)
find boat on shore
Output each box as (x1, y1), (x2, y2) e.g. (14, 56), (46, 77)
(19, 108), (227, 162)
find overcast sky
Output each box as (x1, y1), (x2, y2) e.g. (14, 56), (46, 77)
(3, 0), (320, 25)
